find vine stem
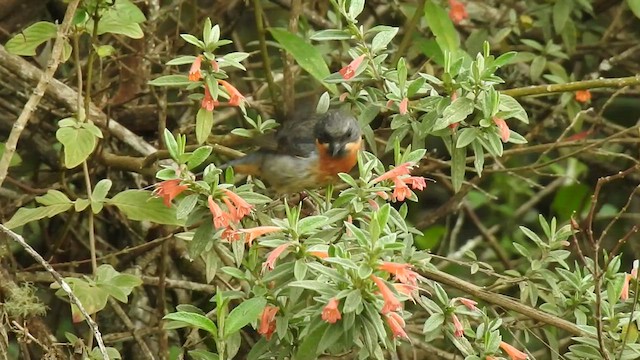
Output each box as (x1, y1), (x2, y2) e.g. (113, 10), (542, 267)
(502, 75), (640, 98)
(0, 224), (109, 359)
(0, 0), (82, 188)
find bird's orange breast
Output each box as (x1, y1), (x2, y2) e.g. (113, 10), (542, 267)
(315, 139), (362, 182)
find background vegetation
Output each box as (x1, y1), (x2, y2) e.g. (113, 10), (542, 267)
(1, 0), (640, 359)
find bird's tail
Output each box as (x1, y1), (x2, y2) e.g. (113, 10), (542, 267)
(217, 152), (264, 176)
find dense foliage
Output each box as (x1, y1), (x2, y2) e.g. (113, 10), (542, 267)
(1, 0), (640, 359)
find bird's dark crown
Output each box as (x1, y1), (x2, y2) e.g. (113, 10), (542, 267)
(314, 110), (361, 145)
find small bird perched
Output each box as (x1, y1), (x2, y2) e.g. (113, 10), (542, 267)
(220, 110), (362, 193)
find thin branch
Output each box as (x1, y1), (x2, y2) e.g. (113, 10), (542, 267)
(502, 75), (640, 98)
(0, 0), (82, 188)
(0, 224), (109, 359)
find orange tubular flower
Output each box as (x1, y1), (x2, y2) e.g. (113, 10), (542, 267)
(378, 262), (419, 286)
(448, 0), (468, 24)
(258, 306), (279, 340)
(339, 54), (366, 80)
(153, 179), (188, 207)
(371, 275), (402, 314)
(391, 177), (412, 202)
(263, 243), (291, 272)
(399, 97), (409, 115)
(218, 80), (245, 106)
(393, 283), (418, 302)
(372, 162), (415, 184)
(208, 196), (230, 229)
(621, 273), (632, 301)
(451, 313), (464, 337)
(238, 226), (281, 246)
(321, 298), (342, 324)
(211, 59), (219, 72)
(575, 90), (591, 103)
(309, 250), (328, 259)
(385, 312), (409, 339)
(493, 117), (510, 142)
(188, 55), (202, 82)
(456, 297), (478, 311)
(403, 176), (427, 191)
(221, 226), (240, 242)
(222, 189), (253, 219)
(499, 341), (528, 360)
(201, 85), (219, 112)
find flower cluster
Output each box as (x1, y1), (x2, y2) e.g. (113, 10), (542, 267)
(188, 56), (246, 112)
(448, 0), (468, 24)
(372, 162), (428, 202)
(153, 179), (188, 207)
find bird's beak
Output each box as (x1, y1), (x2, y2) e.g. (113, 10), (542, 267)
(328, 142), (346, 157)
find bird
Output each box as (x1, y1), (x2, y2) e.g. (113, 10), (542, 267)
(219, 109), (363, 193)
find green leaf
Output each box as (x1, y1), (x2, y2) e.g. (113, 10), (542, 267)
(435, 97), (474, 130)
(91, 179), (112, 213)
(471, 140), (484, 177)
(498, 94), (529, 123)
(5, 21), (57, 56)
(348, 0), (365, 19)
(36, 190), (72, 206)
(530, 55), (547, 80)
(196, 108), (213, 145)
(553, 0), (573, 33)
(628, 0), (640, 19)
(269, 28), (337, 94)
(188, 146), (213, 170)
(166, 55), (198, 66)
(371, 27), (398, 54)
(107, 190), (183, 226)
(189, 220), (213, 259)
(180, 34), (205, 49)
(424, 1), (460, 54)
(95, 0), (146, 39)
(163, 312), (218, 338)
(0, 143), (22, 167)
(451, 145), (466, 192)
(56, 126), (97, 169)
(295, 322), (329, 360)
(148, 75), (192, 87)
(223, 297), (266, 338)
(310, 29), (352, 41)
(188, 350), (219, 360)
(297, 216), (328, 235)
(456, 128), (478, 148)
(163, 129), (179, 161)
(4, 204), (72, 229)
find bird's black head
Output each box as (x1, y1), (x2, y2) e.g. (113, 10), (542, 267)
(314, 110), (362, 157)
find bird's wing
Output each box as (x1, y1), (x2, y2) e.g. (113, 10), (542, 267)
(274, 114), (319, 157)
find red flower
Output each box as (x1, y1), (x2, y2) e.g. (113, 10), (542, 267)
(403, 176), (427, 191)
(493, 117), (510, 142)
(371, 275), (402, 314)
(339, 54), (366, 80)
(211, 60), (219, 72)
(201, 85), (219, 112)
(189, 55), (202, 82)
(448, 0), (468, 24)
(499, 341), (528, 360)
(378, 262), (419, 286)
(391, 177), (412, 202)
(385, 312), (409, 339)
(258, 305), (278, 340)
(621, 273), (633, 301)
(399, 97), (409, 115)
(455, 297), (478, 311)
(208, 196), (231, 229)
(238, 226), (281, 246)
(321, 298), (342, 324)
(309, 250), (328, 259)
(372, 162), (415, 184)
(223, 189), (253, 220)
(393, 283), (418, 302)
(221, 226), (240, 242)
(218, 80), (245, 106)
(263, 243), (291, 272)
(367, 199), (380, 210)
(451, 313), (464, 337)
(575, 90), (591, 103)
(153, 179), (188, 207)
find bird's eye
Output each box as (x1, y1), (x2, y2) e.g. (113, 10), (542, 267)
(317, 131), (330, 143)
